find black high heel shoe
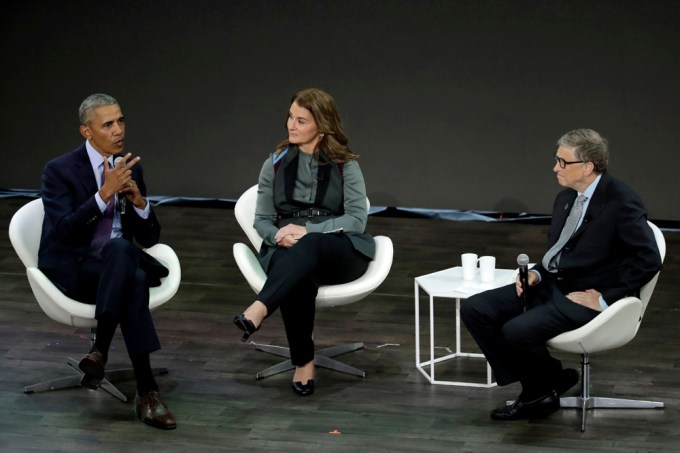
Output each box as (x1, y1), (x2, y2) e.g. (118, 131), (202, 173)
(291, 379), (315, 397)
(234, 314), (260, 342)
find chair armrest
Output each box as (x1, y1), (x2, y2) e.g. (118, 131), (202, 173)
(145, 243), (182, 310)
(24, 244), (179, 329)
(26, 267), (97, 327)
(233, 242), (267, 294)
(547, 296), (643, 354)
(317, 235), (394, 307)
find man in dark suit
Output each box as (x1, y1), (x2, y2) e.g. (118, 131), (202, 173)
(461, 129), (662, 421)
(38, 93), (176, 430)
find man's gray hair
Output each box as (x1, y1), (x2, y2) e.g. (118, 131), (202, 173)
(557, 128), (609, 173)
(79, 93), (118, 125)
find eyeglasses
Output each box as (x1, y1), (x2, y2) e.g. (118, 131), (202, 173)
(554, 156), (585, 169)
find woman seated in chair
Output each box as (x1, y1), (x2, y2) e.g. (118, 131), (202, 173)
(234, 88), (375, 396)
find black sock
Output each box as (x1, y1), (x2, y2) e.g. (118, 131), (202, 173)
(93, 316), (118, 362)
(131, 353), (158, 395)
(519, 380), (551, 401)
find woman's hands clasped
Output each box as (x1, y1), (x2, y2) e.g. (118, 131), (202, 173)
(275, 224), (307, 248)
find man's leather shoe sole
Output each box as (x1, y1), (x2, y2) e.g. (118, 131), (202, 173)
(491, 391), (559, 421)
(80, 374), (102, 390)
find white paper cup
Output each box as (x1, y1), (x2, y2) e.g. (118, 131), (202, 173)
(479, 255), (496, 283)
(461, 253), (478, 280)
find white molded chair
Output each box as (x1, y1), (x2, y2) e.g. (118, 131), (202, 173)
(547, 221), (666, 431)
(8, 198), (181, 402)
(232, 184), (394, 379)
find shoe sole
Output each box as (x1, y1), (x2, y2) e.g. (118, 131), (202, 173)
(491, 406), (559, 421)
(80, 374), (102, 390)
(135, 409), (177, 430)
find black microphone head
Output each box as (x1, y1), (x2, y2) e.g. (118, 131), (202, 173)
(517, 253), (530, 266)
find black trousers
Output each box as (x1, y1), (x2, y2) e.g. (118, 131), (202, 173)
(460, 278), (598, 392)
(257, 233), (370, 366)
(44, 239), (161, 357)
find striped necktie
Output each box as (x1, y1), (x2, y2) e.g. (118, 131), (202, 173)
(89, 160), (115, 256)
(542, 194), (587, 272)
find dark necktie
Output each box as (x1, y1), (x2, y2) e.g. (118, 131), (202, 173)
(90, 161), (115, 255)
(542, 194), (587, 272)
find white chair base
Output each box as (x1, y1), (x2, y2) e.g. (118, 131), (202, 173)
(252, 342), (366, 380)
(561, 353), (664, 431)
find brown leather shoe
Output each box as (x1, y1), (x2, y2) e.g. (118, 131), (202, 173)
(78, 350), (106, 380)
(135, 391), (177, 430)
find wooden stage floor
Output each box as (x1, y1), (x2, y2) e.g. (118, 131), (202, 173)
(1, 197), (678, 452)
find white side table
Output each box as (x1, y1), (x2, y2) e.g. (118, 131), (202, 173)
(415, 266), (515, 387)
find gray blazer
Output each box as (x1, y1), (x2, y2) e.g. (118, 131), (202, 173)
(253, 150), (375, 271)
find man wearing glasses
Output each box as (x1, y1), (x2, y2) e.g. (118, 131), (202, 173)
(461, 129), (662, 421)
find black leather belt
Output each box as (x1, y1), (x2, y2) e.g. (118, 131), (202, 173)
(282, 208), (332, 219)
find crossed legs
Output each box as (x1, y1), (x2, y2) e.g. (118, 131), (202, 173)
(461, 282), (598, 419)
(236, 233), (369, 394)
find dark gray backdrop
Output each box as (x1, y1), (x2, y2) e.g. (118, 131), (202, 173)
(2, 0), (679, 219)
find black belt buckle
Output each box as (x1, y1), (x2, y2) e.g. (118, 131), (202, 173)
(293, 208), (325, 218)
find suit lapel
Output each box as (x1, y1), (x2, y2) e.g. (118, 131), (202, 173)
(572, 171), (610, 238)
(75, 145), (99, 196)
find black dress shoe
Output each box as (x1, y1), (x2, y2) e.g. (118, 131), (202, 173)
(490, 391), (559, 421)
(555, 368), (579, 396)
(234, 314), (260, 342)
(291, 380), (315, 396)
(135, 391), (177, 430)
(78, 350), (106, 380)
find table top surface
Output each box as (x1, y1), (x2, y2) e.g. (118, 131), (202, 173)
(415, 266), (516, 299)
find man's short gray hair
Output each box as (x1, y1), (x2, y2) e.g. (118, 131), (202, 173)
(79, 93), (118, 125)
(557, 128), (609, 173)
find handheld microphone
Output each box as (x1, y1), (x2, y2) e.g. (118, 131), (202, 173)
(113, 157), (126, 215)
(517, 253), (530, 311)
